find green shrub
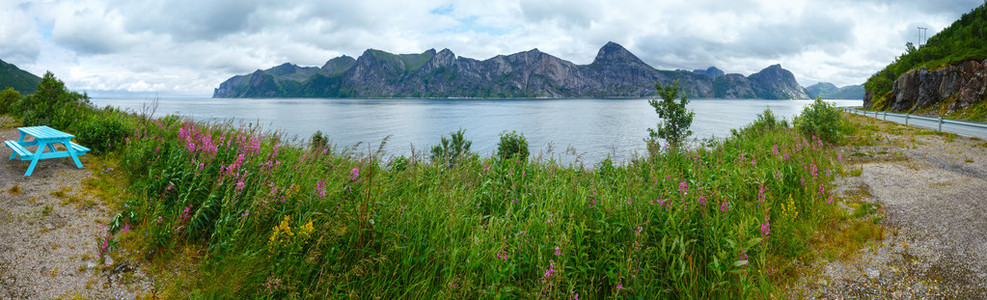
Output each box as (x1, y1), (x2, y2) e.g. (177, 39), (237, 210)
(310, 130), (330, 151)
(430, 129), (474, 166)
(76, 114), (131, 155)
(646, 81), (694, 152)
(496, 130), (529, 161)
(13, 71), (90, 129)
(795, 98), (844, 143)
(0, 87), (19, 114)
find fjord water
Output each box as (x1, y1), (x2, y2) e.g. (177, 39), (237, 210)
(91, 98), (861, 163)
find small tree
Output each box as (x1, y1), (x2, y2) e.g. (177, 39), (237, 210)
(795, 98), (844, 143)
(431, 129), (473, 167)
(0, 87), (20, 114)
(496, 130), (529, 162)
(646, 81), (694, 152)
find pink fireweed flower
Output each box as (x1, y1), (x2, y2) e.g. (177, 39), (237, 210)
(236, 181), (245, 191)
(678, 181), (688, 194)
(315, 181), (327, 197)
(617, 284), (624, 290)
(555, 246), (562, 256)
(697, 196), (707, 206)
(760, 216), (771, 240)
(720, 201), (729, 213)
(483, 164), (489, 171)
(351, 168), (359, 180)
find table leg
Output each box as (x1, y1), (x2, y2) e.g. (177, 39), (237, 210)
(65, 141), (83, 168)
(9, 132), (26, 160)
(24, 142), (45, 176)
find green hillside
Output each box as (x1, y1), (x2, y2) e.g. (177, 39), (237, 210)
(864, 4), (987, 108)
(0, 58), (42, 95)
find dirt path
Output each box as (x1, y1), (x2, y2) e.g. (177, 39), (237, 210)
(0, 128), (149, 299)
(796, 116), (987, 298)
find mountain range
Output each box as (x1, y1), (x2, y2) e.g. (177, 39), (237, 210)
(0, 58), (41, 94)
(213, 42), (810, 99)
(805, 82), (865, 99)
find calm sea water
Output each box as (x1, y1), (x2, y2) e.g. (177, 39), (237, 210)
(90, 97), (862, 164)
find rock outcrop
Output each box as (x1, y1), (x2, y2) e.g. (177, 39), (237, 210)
(748, 64), (809, 100)
(213, 42), (809, 99)
(864, 59), (987, 112)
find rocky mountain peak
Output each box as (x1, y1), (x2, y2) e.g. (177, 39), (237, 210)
(591, 42), (647, 68)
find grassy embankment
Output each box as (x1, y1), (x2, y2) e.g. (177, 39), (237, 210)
(77, 105), (881, 298)
(4, 72), (881, 297)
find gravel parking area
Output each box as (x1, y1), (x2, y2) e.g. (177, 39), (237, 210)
(796, 116), (987, 298)
(0, 128), (150, 299)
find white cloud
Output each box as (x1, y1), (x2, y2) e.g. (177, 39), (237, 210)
(1, 0), (983, 94)
(0, 1), (42, 64)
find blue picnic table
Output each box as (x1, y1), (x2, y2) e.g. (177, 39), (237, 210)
(4, 126), (90, 176)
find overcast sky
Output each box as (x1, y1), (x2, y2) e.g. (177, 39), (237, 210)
(1, 0), (982, 96)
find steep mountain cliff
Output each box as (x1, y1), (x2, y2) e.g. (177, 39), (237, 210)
(213, 42), (808, 99)
(0, 58), (41, 95)
(747, 64), (809, 99)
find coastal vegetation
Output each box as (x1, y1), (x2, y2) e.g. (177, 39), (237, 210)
(2, 73), (861, 298)
(865, 4), (987, 109)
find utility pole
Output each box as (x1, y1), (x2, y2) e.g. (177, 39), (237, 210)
(917, 26), (928, 46)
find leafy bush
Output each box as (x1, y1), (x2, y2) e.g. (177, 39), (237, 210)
(795, 98), (844, 143)
(13, 71), (90, 129)
(0, 87), (19, 114)
(646, 81), (694, 152)
(430, 129), (474, 166)
(76, 113), (131, 155)
(310, 130), (330, 151)
(496, 130), (529, 161)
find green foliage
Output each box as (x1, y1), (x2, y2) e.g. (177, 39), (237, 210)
(646, 81), (694, 152)
(0, 58), (41, 95)
(13, 71), (90, 129)
(0, 87), (20, 114)
(795, 98), (845, 144)
(430, 128), (474, 166)
(496, 130), (529, 161)
(75, 110), (131, 155)
(309, 130), (330, 151)
(864, 4), (987, 108)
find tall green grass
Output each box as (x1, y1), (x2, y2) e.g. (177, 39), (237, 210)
(97, 109), (845, 298)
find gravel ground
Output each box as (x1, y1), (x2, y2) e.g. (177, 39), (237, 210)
(794, 117), (987, 298)
(0, 128), (151, 299)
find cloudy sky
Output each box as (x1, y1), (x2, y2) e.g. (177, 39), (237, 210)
(1, 0), (982, 97)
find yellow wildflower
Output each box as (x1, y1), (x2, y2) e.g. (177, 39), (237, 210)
(298, 220), (314, 240)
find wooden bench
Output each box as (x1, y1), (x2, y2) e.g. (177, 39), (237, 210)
(4, 140), (34, 160)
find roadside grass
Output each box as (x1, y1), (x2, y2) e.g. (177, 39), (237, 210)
(70, 109), (854, 298)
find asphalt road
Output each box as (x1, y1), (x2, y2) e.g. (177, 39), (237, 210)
(844, 108), (987, 140)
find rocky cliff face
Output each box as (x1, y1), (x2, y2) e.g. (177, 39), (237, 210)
(213, 42), (809, 99)
(747, 64), (809, 99)
(865, 59), (987, 112)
